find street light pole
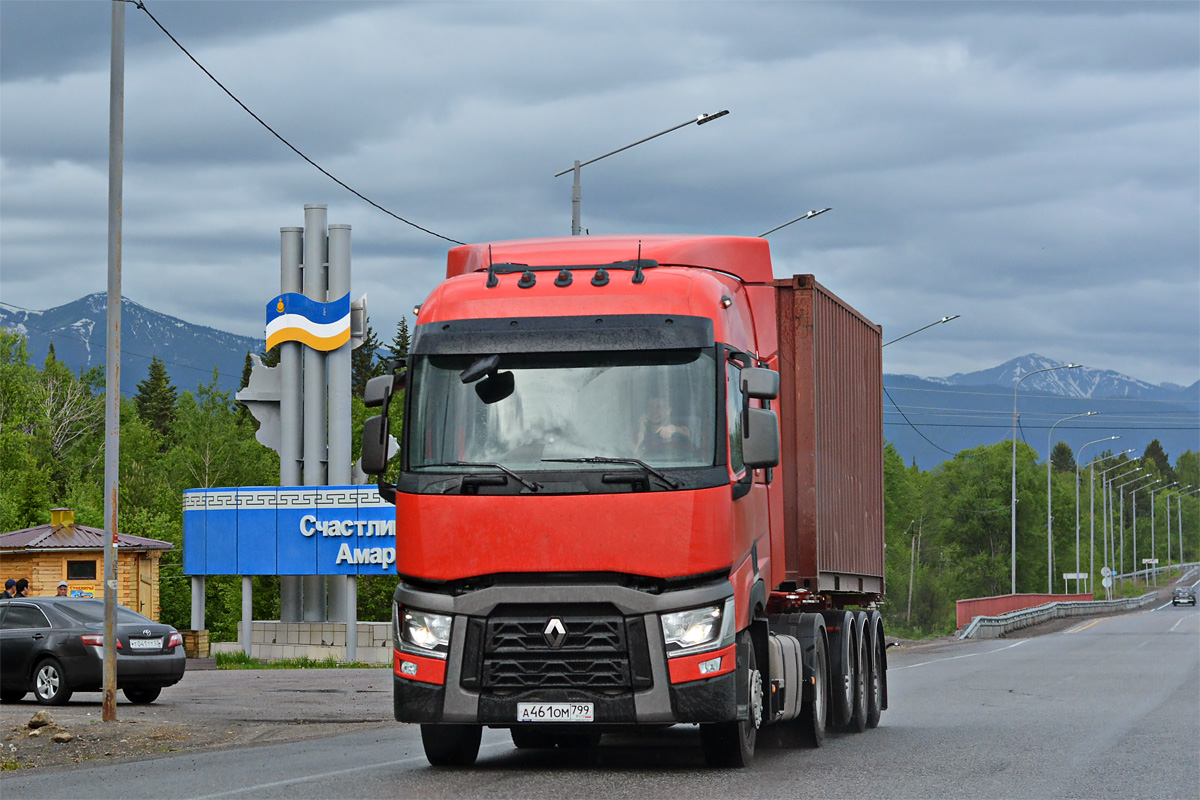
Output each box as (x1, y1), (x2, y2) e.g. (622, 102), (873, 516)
(1046, 412), (1097, 592)
(1107, 468), (1145, 589)
(1076, 436), (1117, 593)
(1115, 474), (1153, 585)
(555, 110), (729, 236)
(1099, 465), (1137, 592)
(1129, 479), (1160, 584)
(1180, 488), (1200, 565)
(1011, 364), (1081, 594)
(1094, 456), (1135, 598)
(1149, 482), (1178, 582)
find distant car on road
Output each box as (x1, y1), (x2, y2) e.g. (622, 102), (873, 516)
(1172, 586), (1196, 607)
(0, 597), (186, 705)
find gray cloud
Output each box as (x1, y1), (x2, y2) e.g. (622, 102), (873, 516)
(1, 0), (1196, 388)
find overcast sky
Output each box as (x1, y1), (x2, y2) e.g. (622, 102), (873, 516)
(1, 1), (1197, 386)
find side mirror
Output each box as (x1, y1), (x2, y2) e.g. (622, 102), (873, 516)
(361, 415), (391, 475)
(364, 374), (395, 408)
(741, 367), (779, 400)
(742, 408), (780, 468)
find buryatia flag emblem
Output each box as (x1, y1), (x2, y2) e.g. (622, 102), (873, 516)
(265, 292), (351, 351)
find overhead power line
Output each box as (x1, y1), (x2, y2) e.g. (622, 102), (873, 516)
(127, 0), (464, 246)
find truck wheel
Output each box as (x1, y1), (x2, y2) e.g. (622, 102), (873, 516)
(700, 632), (760, 768)
(511, 726), (557, 749)
(866, 622), (885, 728)
(420, 724), (482, 767)
(842, 623), (867, 733)
(822, 610), (854, 728)
(798, 630), (827, 747)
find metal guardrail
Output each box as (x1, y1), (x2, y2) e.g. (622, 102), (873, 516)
(959, 591), (1159, 640)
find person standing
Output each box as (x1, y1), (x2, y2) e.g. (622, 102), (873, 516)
(56, 581), (70, 597)
(2, 579), (15, 598)
(14, 578), (30, 597)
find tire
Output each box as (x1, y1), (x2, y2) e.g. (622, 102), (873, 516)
(0, 689), (27, 703)
(700, 631), (761, 768)
(798, 629), (828, 748)
(33, 658), (72, 706)
(823, 611), (854, 729)
(123, 686), (162, 704)
(420, 724), (482, 767)
(865, 622), (885, 729)
(842, 620), (867, 734)
(511, 726), (557, 749)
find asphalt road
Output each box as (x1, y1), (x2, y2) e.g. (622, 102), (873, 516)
(3, 600), (1197, 800)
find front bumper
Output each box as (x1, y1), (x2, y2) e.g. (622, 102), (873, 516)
(392, 578), (737, 726)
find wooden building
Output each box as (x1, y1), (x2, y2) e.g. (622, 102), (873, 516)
(0, 508), (171, 620)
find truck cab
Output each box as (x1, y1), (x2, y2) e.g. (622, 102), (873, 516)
(362, 235), (885, 767)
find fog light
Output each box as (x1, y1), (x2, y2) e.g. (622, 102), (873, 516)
(400, 660), (418, 676)
(698, 656), (723, 675)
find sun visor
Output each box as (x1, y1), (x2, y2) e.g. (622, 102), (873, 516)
(411, 315), (714, 355)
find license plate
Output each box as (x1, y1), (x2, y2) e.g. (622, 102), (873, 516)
(129, 638), (162, 650)
(516, 703), (594, 723)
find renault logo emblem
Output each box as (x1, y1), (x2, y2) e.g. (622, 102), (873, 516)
(543, 618), (567, 648)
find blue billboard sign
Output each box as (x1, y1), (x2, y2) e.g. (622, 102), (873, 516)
(182, 486), (397, 576)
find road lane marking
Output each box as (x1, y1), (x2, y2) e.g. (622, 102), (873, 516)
(1067, 619), (1101, 634)
(892, 640), (1027, 671)
(1132, 639), (1150, 650)
(191, 741), (510, 799)
(1168, 614), (1197, 633)
(1152, 601), (1173, 612)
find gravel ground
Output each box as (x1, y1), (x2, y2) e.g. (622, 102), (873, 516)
(1, 580), (1181, 774)
(1, 666), (394, 772)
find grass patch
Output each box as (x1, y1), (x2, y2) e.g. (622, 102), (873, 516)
(214, 651), (381, 670)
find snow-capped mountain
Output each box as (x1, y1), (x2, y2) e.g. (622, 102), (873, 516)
(939, 354), (1195, 401)
(1, 294), (261, 396)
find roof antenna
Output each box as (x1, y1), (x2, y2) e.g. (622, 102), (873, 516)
(633, 240), (645, 284)
(486, 245), (498, 288)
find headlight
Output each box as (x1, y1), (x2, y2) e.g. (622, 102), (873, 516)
(394, 605), (452, 658)
(661, 603), (725, 655)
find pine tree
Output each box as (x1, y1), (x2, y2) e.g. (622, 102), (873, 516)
(1143, 439), (1176, 483)
(240, 351), (253, 392)
(385, 316), (410, 369)
(352, 321), (384, 397)
(133, 356), (178, 439)
(1050, 441), (1076, 473)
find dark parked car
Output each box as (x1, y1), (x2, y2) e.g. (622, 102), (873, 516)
(1172, 586), (1196, 607)
(0, 597), (186, 705)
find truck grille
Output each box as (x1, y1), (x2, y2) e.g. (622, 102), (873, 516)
(480, 614), (631, 692)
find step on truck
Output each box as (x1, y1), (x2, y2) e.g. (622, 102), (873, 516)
(361, 234), (887, 767)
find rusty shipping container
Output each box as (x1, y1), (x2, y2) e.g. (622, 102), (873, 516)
(774, 274), (884, 595)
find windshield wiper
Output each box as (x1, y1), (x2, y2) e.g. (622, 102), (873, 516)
(414, 461), (541, 492)
(542, 457), (683, 489)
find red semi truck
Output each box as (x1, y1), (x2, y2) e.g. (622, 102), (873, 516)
(361, 234), (887, 767)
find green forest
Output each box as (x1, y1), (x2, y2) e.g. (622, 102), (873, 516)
(2, 326), (1197, 642)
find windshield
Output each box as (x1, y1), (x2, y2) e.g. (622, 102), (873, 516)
(408, 350), (716, 472)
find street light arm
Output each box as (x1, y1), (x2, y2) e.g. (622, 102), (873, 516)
(882, 315), (961, 347)
(554, 110), (730, 177)
(759, 207), (832, 238)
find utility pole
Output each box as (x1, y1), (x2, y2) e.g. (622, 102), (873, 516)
(102, 0), (126, 723)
